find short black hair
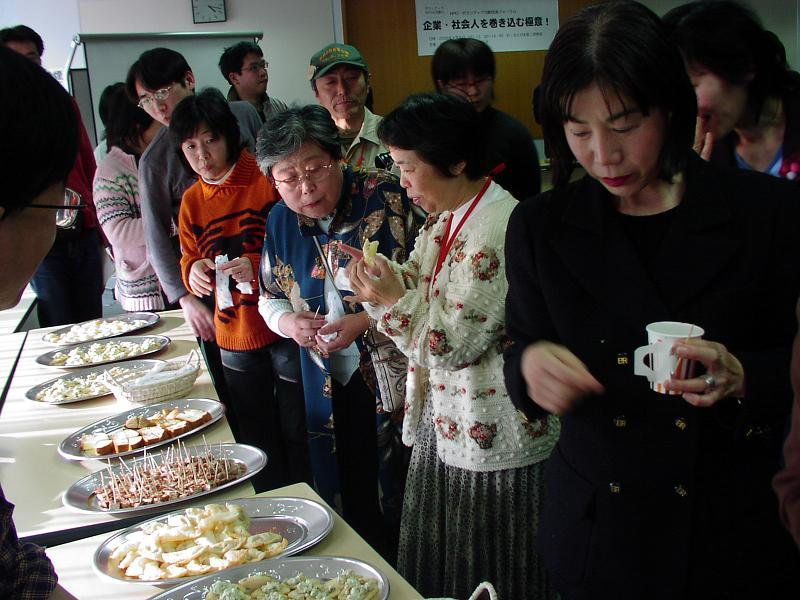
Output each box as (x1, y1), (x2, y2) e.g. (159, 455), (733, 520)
(256, 104), (342, 176)
(169, 87), (242, 171)
(219, 41), (263, 85)
(125, 48), (192, 103)
(540, 0), (696, 189)
(431, 38), (495, 89)
(663, 0), (800, 123)
(378, 92), (485, 180)
(0, 46), (77, 213)
(100, 82), (155, 156)
(0, 25), (44, 57)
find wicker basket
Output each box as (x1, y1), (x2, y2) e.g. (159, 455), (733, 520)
(105, 351), (200, 405)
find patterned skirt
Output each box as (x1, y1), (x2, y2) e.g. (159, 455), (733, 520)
(398, 400), (555, 599)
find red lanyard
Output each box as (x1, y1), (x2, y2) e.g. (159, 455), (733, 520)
(431, 176), (493, 286)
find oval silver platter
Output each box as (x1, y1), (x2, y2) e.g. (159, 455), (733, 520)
(63, 442), (266, 515)
(58, 397), (226, 461)
(93, 496), (334, 586)
(36, 335), (171, 368)
(42, 312), (160, 345)
(25, 359), (165, 405)
(145, 556), (389, 599)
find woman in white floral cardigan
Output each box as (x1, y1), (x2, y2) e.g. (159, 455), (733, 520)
(347, 92), (559, 600)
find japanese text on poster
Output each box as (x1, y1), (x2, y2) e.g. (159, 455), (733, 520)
(416, 0), (559, 55)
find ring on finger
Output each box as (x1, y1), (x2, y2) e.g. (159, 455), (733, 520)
(704, 374), (716, 390)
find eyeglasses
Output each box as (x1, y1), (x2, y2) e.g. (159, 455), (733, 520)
(444, 77), (493, 93)
(243, 60), (268, 73)
(137, 84), (174, 109)
(272, 161), (336, 190)
(28, 188), (85, 228)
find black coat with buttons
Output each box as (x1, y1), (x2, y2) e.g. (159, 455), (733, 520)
(504, 153), (800, 599)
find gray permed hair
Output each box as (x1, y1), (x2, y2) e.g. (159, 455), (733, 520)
(255, 104), (342, 176)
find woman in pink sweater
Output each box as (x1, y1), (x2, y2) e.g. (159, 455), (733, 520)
(93, 82), (164, 311)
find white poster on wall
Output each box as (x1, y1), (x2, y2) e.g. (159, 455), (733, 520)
(415, 0), (559, 56)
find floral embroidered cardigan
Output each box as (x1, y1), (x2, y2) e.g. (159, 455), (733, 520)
(364, 182), (559, 472)
(259, 165), (421, 501)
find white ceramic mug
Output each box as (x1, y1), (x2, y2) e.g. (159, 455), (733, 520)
(634, 321), (704, 394)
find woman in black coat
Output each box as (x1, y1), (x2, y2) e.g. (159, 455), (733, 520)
(503, 2), (800, 598)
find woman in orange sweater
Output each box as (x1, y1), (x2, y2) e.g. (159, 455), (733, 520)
(172, 88), (310, 492)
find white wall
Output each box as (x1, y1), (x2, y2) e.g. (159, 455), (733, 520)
(1, 0), (340, 105)
(76, 0), (337, 105)
(1, 0), (83, 80)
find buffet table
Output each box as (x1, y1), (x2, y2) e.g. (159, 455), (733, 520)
(46, 482), (423, 600)
(0, 310), (252, 546)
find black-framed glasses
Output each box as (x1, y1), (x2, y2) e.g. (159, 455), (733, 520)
(272, 161), (336, 190)
(28, 187), (85, 228)
(137, 84), (174, 109)
(243, 60), (268, 73)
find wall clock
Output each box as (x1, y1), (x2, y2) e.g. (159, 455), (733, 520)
(192, 0), (227, 24)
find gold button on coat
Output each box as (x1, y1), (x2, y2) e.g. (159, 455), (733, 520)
(674, 417), (688, 430)
(674, 484), (688, 497)
(613, 415), (627, 428)
(609, 482), (622, 494)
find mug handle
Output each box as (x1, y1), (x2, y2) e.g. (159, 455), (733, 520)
(634, 344), (656, 381)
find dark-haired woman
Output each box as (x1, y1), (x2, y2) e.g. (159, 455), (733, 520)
(173, 88), (309, 492)
(93, 83), (164, 311)
(347, 92), (557, 600)
(504, 2), (800, 598)
(432, 37), (541, 200)
(664, 1), (800, 179)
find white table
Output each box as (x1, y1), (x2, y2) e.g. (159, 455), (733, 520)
(0, 285), (37, 335)
(47, 482), (423, 599)
(0, 311), (252, 545)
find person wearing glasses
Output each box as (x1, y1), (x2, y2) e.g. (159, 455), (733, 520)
(432, 38), (541, 201)
(2, 24), (104, 328)
(125, 48), (261, 397)
(0, 45), (79, 600)
(256, 104), (422, 553)
(309, 43), (390, 172)
(171, 89), (309, 492)
(219, 41), (287, 123)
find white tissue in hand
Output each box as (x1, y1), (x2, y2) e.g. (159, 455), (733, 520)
(215, 254), (234, 309)
(236, 281), (253, 294)
(321, 291), (345, 342)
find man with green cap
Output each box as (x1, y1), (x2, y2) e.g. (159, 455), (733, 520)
(308, 43), (389, 171)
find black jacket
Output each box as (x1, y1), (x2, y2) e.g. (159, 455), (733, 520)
(504, 154), (800, 599)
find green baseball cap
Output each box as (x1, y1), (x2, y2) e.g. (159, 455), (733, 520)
(307, 43), (368, 81)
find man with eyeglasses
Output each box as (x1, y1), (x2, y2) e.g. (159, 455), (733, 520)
(1, 24), (105, 328)
(124, 47), (261, 393)
(219, 41), (287, 123)
(0, 45), (79, 600)
(308, 43), (390, 172)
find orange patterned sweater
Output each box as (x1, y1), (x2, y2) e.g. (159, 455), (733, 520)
(178, 150), (280, 351)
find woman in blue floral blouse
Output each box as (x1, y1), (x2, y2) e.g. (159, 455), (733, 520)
(256, 104), (421, 553)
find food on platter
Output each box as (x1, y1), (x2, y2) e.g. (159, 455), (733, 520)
(93, 441), (246, 510)
(44, 318), (151, 345)
(49, 337), (164, 366)
(34, 365), (137, 403)
(361, 239), (379, 266)
(108, 503), (289, 581)
(204, 568), (381, 600)
(79, 407), (213, 456)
